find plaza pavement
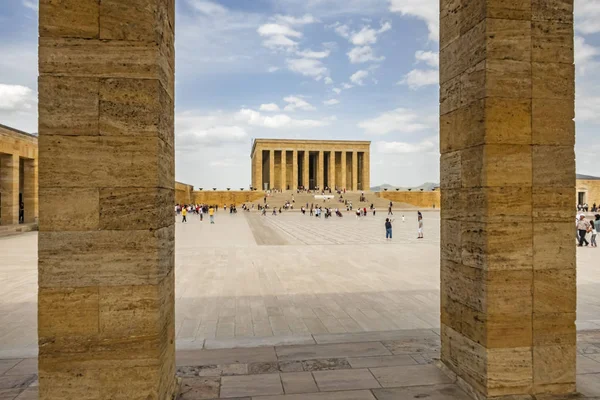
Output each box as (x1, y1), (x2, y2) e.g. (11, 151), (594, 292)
(1, 210), (600, 398)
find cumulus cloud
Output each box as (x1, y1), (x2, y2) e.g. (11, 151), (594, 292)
(341, 83), (354, 89)
(415, 50), (439, 68)
(0, 84), (35, 111)
(576, 95), (600, 123)
(324, 99), (340, 106)
(350, 22), (391, 45)
(575, 0), (600, 35)
(389, 0), (439, 41)
(189, 0), (228, 16)
(399, 69), (439, 89)
(375, 139), (437, 154)
(236, 108), (329, 129)
(350, 70), (369, 85)
(324, 77), (334, 85)
(258, 23), (303, 50)
(22, 0), (37, 11)
(286, 58), (328, 80)
(259, 103), (280, 112)
(347, 46), (385, 63)
(332, 88), (342, 94)
(283, 96), (316, 111)
(575, 36), (599, 75)
(176, 112), (249, 149)
(274, 14), (317, 25)
(328, 22), (351, 38)
(358, 108), (430, 135)
(267, 66), (280, 73)
(296, 49), (331, 59)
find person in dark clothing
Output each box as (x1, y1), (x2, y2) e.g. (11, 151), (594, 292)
(385, 218), (393, 240)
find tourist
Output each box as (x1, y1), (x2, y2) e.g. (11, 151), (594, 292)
(590, 215), (599, 248)
(209, 206), (215, 224)
(272, 208), (277, 215)
(388, 206), (393, 216)
(385, 218), (393, 240)
(402, 214), (405, 223)
(19, 201), (24, 223)
(373, 207), (376, 216)
(199, 206), (203, 221)
(577, 215), (591, 247)
(417, 215), (424, 239)
(181, 207), (187, 223)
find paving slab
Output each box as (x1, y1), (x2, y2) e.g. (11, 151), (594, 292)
(370, 364), (454, 388)
(0, 360), (21, 376)
(0, 389), (22, 400)
(179, 377), (220, 400)
(313, 369), (381, 391)
(204, 335), (314, 350)
(14, 387), (38, 400)
(3, 360), (36, 376)
(281, 372), (318, 394)
(578, 355), (600, 374)
(276, 342), (391, 361)
(577, 373), (600, 398)
(313, 329), (439, 345)
(177, 347), (277, 367)
(220, 373), (283, 398)
(0, 375), (36, 391)
(347, 355), (418, 368)
(253, 390), (377, 400)
(372, 384), (471, 400)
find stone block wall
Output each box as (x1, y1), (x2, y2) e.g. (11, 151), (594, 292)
(376, 191), (441, 208)
(175, 181), (194, 204)
(192, 191), (264, 206)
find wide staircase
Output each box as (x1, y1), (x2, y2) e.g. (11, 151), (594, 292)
(248, 191), (417, 210)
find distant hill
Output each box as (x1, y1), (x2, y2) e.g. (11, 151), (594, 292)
(577, 174), (600, 180)
(371, 182), (439, 192)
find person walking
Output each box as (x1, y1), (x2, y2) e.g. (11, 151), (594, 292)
(385, 218), (393, 240)
(373, 207), (376, 216)
(417, 215), (424, 239)
(388, 206), (393, 216)
(209, 206), (215, 224)
(590, 215), (598, 248)
(181, 207), (187, 223)
(577, 214), (590, 247)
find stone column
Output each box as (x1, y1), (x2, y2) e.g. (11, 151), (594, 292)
(281, 150), (287, 191)
(341, 151), (347, 190)
(252, 148), (262, 191)
(269, 150), (275, 191)
(362, 151), (370, 191)
(317, 151), (324, 190)
(38, 1), (177, 399)
(292, 150), (298, 191)
(352, 151), (358, 191)
(329, 152), (336, 190)
(0, 153), (19, 225)
(439, 0), (575, 398)
(303, 151), (309, 189)
(23, 158), (38, 223)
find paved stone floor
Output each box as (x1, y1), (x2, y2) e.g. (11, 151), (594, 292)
(1, 210), (600, 398)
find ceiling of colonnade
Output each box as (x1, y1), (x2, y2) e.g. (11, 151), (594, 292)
(0, 0), (598, 188)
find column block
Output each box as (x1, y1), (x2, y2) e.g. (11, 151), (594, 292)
(281, 150), (287, 191)
(341, 151), (347, 190)
(0, 154), (20, 225)
(292, 150), (298, 191)
(269, 150), (275, 191)
(352, 151), (358, 191)
(23, 159), (38, 223)
(440, 0), (575, 398)
(317, 151), (324, 190)
(328, 152), (336, 190)
(38, 1), (176, 399)
(303, 151), (309, 189)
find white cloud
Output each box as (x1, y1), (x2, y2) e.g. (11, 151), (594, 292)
(332, 88), (342, 94)
(176, 112), (249, 149)
(347, 46), (385, 63)
(575, 0), (600, 34)
(350, 22), (392, 45)
(341, 83), (354, 89)
(415, 50), (439, 68)
(283, 96), (316, 111)
(259, 103), (280, 112)
(575, 36), (599, 75)
(324, 99), (340, 106)
(389, 0), (439, 41)
(324, 77), (334, 85)
(375, 139), (437, 154)
(296, 49), (331, 59)
(577, 95), (600, 123)
(274, 14), (317, 25)
(358, 108), (429, 135)
(210, 158), (239, 167)
(267, 66), (280, 73)
(329, 22), (351, 38)
(257, 23), (302, 38)
(0, 84), (35, 111)
(286, 58), (328, 80)
(189, 0), (228, 16)
(399, 69), (439, 89)
(350, 70), (369, 85)
(22, 0), (37, 11)
(236, 108), (329, 129)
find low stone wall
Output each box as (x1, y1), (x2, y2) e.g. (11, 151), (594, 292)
(175, 182), (194, 204)
(192, 191), (264, 206)
(376, 191), (440, 209)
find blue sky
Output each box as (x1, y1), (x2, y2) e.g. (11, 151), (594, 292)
(0, 0), (599, 188)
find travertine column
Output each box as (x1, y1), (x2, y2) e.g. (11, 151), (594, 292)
(23, 158), (38, 223)
(38, 1), (177, 399)
(292, 150), (298, 191)
(440, 0), (575, 398)
(341, 151), (347, 190)
(362, 151), (370, 191)
(352, 151), (358, 191)
(252, 148), (262, 190)
(269, 149), (275, 190)
(303, 151), (309, 189)
(318, 151), (324, 190)
(281, 150), (287, 191)
(0, 154), (19, 225)
(329, 152), (336, 190)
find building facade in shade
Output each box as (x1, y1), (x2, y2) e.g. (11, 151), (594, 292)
(0, 124), (38, 227)
(251, 139), (371, 191)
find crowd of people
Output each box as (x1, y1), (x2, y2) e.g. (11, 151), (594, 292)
(578, 203), (598, 212)
(576, 214), (599, 247)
